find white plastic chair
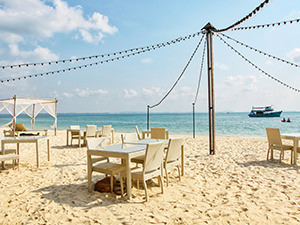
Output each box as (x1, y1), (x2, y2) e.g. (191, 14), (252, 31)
(121, 141), (165, 201)
(87, 137), (125, 193)
(266, 128), (293, 163)
(164, 138), (183, 186)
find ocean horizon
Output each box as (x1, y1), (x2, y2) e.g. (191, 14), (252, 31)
(1, 111), (300, 138)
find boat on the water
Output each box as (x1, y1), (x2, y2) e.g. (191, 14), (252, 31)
(248, 106), (282, 117)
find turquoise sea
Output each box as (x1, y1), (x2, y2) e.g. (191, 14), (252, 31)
(1, 112), (300, 137)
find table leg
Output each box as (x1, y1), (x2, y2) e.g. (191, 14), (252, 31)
(66, 130), (69, 146)
(112, 130), (114, 144)
(126, 156), (132, 200)
(181, 145), (184, 176)
(79, 133), (81, 148)
(47, 139), (50, 161)
(294, 140), (298, 164)
(1, 142), (4, 168)
(36, 140), (39, 168)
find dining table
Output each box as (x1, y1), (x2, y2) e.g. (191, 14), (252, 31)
(1, 135), (50, 168)
(87, 138), (184, 200)
(281, 133), (300, 164)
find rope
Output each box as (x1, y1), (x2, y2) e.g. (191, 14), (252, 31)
(0, 31), (203, 70)
(216, 0), (270, 33)
(149, 33), (205, 109)
(232, 18), (300, 31)
(220, 33), (300, 68)
(216, 33), (300, 92)
(193, 37), (207, 104)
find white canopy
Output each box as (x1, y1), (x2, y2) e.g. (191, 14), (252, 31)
(0, 95), (58, 135)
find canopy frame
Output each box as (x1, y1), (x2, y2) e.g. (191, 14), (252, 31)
(0, 95), (58, 136)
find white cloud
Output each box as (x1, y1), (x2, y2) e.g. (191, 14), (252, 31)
(215, 62), (230, 71)
(0, 0), (118, 44)
(75, 88), (108, 97)
(63, 92), (74, 98)
(287, 48), (300, 62)
(57, 80), (61, 86)
(124, 89), (138, 98)
(142, 87), (164, 97)
(141, 58), (153, 64)
(8, 44), (59, 61)
(224, 75), (257, 92)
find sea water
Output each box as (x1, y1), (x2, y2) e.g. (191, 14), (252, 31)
(1, 112), (300, 137)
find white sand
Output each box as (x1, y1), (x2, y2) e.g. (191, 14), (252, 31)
(1, 130), (300, 224)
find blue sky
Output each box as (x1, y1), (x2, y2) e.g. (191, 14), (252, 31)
(1, 0), (300, 113)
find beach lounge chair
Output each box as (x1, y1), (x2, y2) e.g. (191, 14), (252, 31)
(120, 142), (165, 201)
(135, 126), (142, 140)
(87, 137), (125, 193)
(99, 125), (113, 144)
(70, 125), (85, 147)
(151, 128), (167, 139)
(266, 128), (294, 163)
(121, 133), (144, 165)
(164, 138), (183, 186)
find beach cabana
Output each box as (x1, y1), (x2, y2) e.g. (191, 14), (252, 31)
(0, 95), (58, 135)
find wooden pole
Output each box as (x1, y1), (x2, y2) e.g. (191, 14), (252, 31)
(55, 98), (58, 136)
(32, 104), (35, 129)
(13, 95), (16, 137)
(203, 23), (216, 155)
(147, 105), (150, 137)
(192, 103), (195, 138)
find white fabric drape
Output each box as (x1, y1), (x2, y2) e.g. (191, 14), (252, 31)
(0, 97), (57, 129)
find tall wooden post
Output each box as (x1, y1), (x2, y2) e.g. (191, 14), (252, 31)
(32, 104), (35, 129)
(203, 23), (216, 155)
(13, 95), (17, 137)
(192, 103), (195, 138)
(147, 105), (150, 137)
(55, 98), (58, 136)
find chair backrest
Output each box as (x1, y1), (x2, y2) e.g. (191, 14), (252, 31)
(151, 128), (166, 139)
(143, 142), (165, 173)
(165, 138), (183, 163)
(266, 128), (282, 146)
(135, 126), (141, 140)
(102, 125), (112, 136)
(86, 125), (97, 137)
(86, 137), (106, 150)
(70, 125), (80, 129)
(121, 133), (139, 144)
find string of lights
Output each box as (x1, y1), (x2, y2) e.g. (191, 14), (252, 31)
(193, 37), (207, 104)
(216, 0), (270, 33)
(0, 31), (204, 83)
(220, 33), (300, 68)
(1, 31), (203, 70)
(231, 18), (300, 31)
(216, 33), (300, 92)
(149, 34), (205, 109)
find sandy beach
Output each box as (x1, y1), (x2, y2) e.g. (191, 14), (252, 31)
(1, 130), (300, 224)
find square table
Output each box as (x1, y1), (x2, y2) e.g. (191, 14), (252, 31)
(87, 139), (184, 200)
(281, 133), (300, 164)
(1, 136), (50, 168)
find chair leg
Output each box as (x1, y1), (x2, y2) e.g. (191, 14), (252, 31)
(120, 177), (124, 197)
(267, 148), (270, 161)
(143, 180), (148, 201)
(279, 151), (282, 163)
(137, 179), (139, 189)
(177, 165), (181, 181)
(165, 166), (169, 187)
(159, 175), (164, 194)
